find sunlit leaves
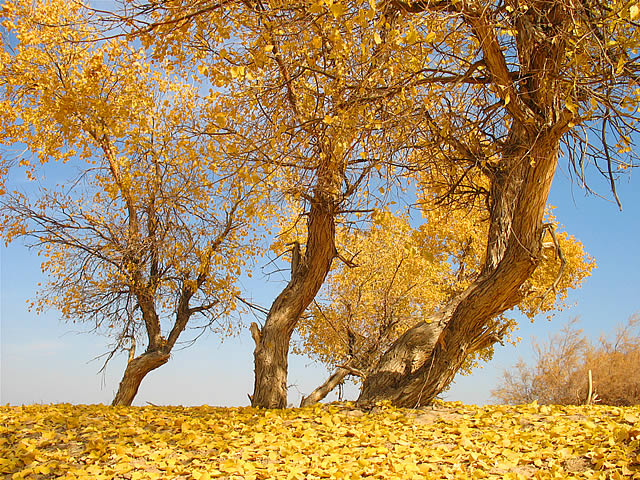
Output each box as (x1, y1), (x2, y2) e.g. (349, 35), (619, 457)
(0, 0), (269, 375)
(1, 402), (639, 479)
(299, 198), (594, 380)
(298, 210), (457, 370)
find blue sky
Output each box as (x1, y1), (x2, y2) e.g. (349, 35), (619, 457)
(1, 160), (638, 407)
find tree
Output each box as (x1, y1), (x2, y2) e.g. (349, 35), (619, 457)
(352, 0), (640, 407)
(66, 0), (639, 407)
(0, 0), (264, 405)
(298, 201), (594, 406)
(112, 0), (452, 408)
(493, 315), (640, 405)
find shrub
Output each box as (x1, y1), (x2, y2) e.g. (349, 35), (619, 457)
(492, 315), (640, 405)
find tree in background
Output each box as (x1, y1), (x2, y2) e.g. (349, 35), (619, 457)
(0, 0), (265, 405)
(298, 201), (594, 406)
(493, 315), (640, 405)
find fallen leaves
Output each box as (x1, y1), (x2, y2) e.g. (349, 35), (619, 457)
(1, 401), (639, 479)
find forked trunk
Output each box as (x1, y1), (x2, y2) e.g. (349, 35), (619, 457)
(112, 350), (170, 406)
(111, 289), (195, 406)
(251, 200), (337, 408)
(354, 0), (577, 405)
(357, 130), (565, 408)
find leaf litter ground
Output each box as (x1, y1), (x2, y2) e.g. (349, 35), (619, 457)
(1, 401), (639, 479)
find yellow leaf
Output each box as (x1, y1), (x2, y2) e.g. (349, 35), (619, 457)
(215, 113), (228, 127)
(330, 2), (346, 17)
(192, 471), (211, 480)
(374, 32), (382, 45)
(406, 28), (418, 44)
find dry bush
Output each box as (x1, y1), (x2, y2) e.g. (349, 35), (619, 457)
(492, 315), (640, 405)
(584, 316), (640, 406)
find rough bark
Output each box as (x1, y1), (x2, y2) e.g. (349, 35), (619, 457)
(355, 0), (574, 409)
(251, 198), (338, 408)
(112, 349), (170, 406)
(357, 133), (565, 407)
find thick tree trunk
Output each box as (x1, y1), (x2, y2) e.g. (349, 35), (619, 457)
(112, 349), (170, 406)
(251, 199), (338, 408)
(357, 130), (566, 407)
(355, 0), (574, 408)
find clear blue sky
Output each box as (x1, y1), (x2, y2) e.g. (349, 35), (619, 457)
(1, 161), (638, 407)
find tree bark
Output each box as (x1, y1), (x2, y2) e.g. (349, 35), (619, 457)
(357, 134), (565, 407)
(112, 292), (196, 406)
(111, 349), (170, 406)
(251, 196), (338, 408)
(355, 0), (574, 409)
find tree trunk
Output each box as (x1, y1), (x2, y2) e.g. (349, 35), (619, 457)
(112, 349), (170, 406)
(357, 130), (566, 407)
(251, 199), (338, 408)
(355, 0), (575, 408)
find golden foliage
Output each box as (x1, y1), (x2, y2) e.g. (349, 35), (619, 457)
(297, 200), (595, 378)
(1, 402), (639, 479)
(0, 0), (268, 341)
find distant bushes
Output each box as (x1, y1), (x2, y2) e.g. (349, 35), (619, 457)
(492, 315), (640, 406)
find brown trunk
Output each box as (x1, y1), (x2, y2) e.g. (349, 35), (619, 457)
(356, 302), (457, 405)
(356, 0), (574, 408)
(358, 130), (566, 407)
(301, 336), (389, 407)
(111, 349), (170, 406)
(251, 199), (338, 408)
(111, 280), (196, 406)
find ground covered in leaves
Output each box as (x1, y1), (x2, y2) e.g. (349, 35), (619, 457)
(1, 401), (639, 479)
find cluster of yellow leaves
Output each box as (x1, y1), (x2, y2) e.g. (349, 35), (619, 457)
(519, 208), (597, 320)
(298, 196), (594, 374)
(141, 0), (461, 218)
(0, 0), (272, 338)
(1, 401), (638, 480)
(298, 210), (457, 367)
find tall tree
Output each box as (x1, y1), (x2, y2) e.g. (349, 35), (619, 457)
(0, 0), (263, 405)
(97, 0), (637, 407)
(355, 0), (640, 407)
(116, 0), (446, 408)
